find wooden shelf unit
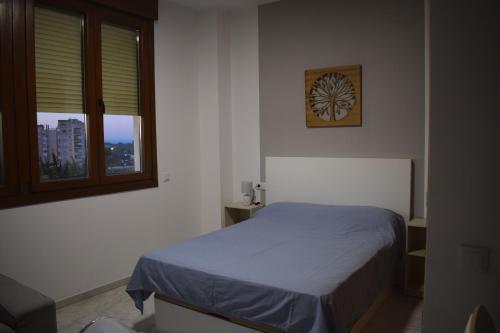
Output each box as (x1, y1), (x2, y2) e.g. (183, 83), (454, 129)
(407, 219), (427, 228)
(405, 218), (427, 297)
(408, 249), (426, 258)
(224, 203), (264, 227)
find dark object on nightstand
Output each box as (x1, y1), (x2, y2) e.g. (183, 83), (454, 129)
(0, 274), (57, 333)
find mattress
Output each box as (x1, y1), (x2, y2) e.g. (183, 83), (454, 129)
(127, 202), (405, 333)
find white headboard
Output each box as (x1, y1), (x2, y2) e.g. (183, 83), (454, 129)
(265, 157), (412, 221)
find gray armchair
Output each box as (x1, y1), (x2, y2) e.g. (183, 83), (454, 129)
(0, 274), (57, 333)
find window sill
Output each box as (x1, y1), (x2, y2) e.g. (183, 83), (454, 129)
(0, 177), (158, 210)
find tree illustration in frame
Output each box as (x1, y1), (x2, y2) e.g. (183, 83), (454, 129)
(305, 65), (361, 127)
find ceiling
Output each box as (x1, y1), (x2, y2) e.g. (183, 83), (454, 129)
(167, 0), (279, 10)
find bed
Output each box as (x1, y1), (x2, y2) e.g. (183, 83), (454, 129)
(127, 157), (411, 333)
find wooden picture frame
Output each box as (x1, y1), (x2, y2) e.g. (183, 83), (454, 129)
(305, 64), (361, 127)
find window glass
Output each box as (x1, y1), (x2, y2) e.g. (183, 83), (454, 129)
(34, 7), (88, 181)
(104, 115), (142, 175)
(37, 113), (88, 181)
(101, 23), (142, 176)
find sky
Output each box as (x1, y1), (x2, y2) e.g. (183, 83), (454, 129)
(37, 113), (137, 143)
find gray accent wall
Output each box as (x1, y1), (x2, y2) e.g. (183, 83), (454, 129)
(259, 0), (425, 216)
(424, 0), (500, 331)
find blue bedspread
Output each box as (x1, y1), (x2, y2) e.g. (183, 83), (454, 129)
(127, 202), (405, 333)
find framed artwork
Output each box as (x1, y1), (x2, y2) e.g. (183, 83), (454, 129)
(305, 64), (361, 127)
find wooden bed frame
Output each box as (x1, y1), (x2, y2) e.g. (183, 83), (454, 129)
(154, 157), (412, 333)
(154, 289), (391, 333)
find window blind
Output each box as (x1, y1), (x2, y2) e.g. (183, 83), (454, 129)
(101, 23), (139, 116)
(34, 7), (84, 114)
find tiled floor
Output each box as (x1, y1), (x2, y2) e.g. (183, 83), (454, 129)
(57, 286), (422, 333)
(363, 292), (422, 333)
(56, 286), (155, 333)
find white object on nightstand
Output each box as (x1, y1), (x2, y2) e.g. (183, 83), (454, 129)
(241, 181), (254, 205)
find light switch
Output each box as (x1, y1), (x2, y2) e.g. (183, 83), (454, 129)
(458, 244), (490, 273)
(160, 172), (171, 183)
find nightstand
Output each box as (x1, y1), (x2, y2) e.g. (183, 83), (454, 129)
(224, 203), (264, 227)
(405, 218), (427, 297)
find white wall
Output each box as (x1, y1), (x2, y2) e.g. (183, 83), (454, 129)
(0, 0), (201, 302)
(197, 10), (225, 233)
(197, 7), (261, 231)
(218, 11), (234, 222)
(230, 8), (261, 202)
(424, 0), (500, 330)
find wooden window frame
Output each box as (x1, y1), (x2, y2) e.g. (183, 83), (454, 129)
(94, 7), (155, 185)
(0, 0), (18, 197)
(27, 0), (100, 192)
(0, 0), (157, 209)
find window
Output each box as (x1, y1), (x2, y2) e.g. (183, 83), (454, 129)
(101, 23), (142, 176)
(0, 0), (157, 208)
(34, 7), (89, 182)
